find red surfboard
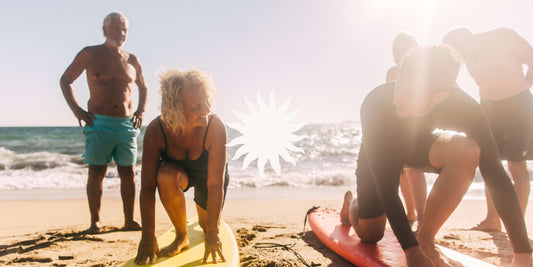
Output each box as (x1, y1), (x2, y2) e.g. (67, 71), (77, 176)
(309, 208), (405, 266)
(308, 208), (495, 267)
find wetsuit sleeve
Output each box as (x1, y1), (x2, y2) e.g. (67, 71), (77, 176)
(463, 104), (532, 253)
(359, 89), (419, 250)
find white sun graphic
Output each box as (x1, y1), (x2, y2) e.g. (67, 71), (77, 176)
(227, 91), (305, 177)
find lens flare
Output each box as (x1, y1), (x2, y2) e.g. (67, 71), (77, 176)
(227, 91), (305, 177)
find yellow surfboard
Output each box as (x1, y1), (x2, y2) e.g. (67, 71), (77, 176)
(123, 218), (239, 266)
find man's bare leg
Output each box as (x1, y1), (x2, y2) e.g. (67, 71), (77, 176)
(157, 163), (190, 257)
(405, 167), (427, 227)
(87, 165), (107, 234)
(117, 165), (141, 230)
(473, 160), (529, 232)
(508, 161), (530, 215)
(400, 172), (418, 224)
(418, 136), (479, 266)
(473, 188), (501, 231)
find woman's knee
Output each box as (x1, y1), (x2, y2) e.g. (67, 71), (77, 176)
(156, 163), (187, 195)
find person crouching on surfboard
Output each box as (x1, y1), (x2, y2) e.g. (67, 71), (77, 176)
(135, 69), (229, 264)
(340, 46), (532, 266)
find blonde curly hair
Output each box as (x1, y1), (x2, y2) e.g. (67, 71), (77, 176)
(159, 69), (216, 133)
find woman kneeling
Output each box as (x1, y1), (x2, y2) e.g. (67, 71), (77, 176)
(135, 69), (229, 264)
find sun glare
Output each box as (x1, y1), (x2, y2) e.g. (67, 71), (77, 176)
(361, 0), (439, 41)
(227, 91), (305, 177)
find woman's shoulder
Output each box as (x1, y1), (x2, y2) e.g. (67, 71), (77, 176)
(145, 117), (162, 131)
(209, 114), (225, 125)
(206, 114), (227, 144)
(143, 117), (165, 140)
(140, 117), (166, 153)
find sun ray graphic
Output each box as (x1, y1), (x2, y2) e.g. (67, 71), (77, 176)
(227, 91), (305, 177)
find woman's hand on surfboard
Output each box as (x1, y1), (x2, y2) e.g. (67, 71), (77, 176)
(134, 236), (160, 264)
(203, 231), (226, 264)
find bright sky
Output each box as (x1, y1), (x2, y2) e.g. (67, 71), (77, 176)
(1, 0), (532, 126)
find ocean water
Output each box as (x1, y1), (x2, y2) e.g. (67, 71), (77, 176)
(0, 123), (528, 200)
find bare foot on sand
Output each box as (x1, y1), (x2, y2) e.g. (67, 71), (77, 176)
(87, 222), (101, 234)
(340, 191), (354, 226)
(470, 219), (501, 232)
(420, 241), (463, 267)
(160, 235), (190, 257)
(123, 220), (142, 231)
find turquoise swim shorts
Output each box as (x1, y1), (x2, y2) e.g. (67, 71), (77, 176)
(83, 114), (140, 166)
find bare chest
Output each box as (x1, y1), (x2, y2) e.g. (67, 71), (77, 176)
(86, 53), (136, 83)
(466, 52), (523, 82)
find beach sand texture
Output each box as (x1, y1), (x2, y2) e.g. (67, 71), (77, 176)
(2, 189), (533, 266)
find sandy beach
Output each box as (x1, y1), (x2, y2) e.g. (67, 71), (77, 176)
(1, 187), (533, 266)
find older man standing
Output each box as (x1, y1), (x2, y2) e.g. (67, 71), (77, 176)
(443, 28), (533, 232)
(60, 12), (147, 233)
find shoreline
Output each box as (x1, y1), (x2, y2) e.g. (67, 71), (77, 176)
(0, 184), (500, 201)
(0, 186), (353, 201)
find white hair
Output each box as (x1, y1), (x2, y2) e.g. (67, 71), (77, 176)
(103, 12), (129, 27)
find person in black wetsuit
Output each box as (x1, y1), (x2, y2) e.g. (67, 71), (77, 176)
(386, 33), (427, 229)
(340, 46), (532, 267)
(135, 69), (229, 265)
